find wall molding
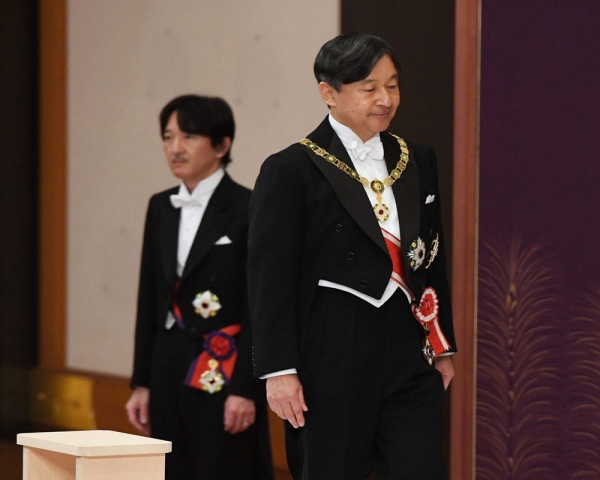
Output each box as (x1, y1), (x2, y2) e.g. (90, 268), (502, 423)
(450, 0), (480, 479)
(39, 0), (67, 370)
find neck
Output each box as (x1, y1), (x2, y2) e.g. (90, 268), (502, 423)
(182, 166), (223, 193)
(183, 182), (197, 193)
(329, 112), (377, 143)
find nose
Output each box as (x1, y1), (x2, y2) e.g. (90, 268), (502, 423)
(377, 88), (392, 107)
(171, 136), (185, 154)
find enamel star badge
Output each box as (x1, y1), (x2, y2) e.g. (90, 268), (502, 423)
(193, 290), (222, 319)
(407, 237), (426, 271)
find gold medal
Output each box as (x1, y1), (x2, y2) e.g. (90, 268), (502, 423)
(199, 358), (225, 393)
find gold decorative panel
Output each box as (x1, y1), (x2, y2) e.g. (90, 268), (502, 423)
(29, 369), (96, 430)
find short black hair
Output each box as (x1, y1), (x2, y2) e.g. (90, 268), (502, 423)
(159, 94), (235, 167)
(314, 32), (402, 91)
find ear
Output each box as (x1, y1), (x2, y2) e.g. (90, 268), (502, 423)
(214, 137), (232, 159)
(318, 82), (337, 108)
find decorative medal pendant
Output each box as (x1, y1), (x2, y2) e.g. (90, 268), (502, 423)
(422, 325), (436, 365)
(199, 358), (225, 393)
(373, 191), (389, 222)
(373, 202), (390, 222)
(423, 339), (436, 365)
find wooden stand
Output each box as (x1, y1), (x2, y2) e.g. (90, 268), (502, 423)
(17, 430), (171, 480)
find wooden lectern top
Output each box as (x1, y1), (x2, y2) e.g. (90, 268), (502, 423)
(17, 430), (172, 458)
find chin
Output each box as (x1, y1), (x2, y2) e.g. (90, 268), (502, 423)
(170, 165), (187, 175)
(371, 122), (391, 134)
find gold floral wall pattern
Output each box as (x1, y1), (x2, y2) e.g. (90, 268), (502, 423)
(562, 287), (600, 478)
(477, 3), (600, 478)
(476, 238), (600, 479)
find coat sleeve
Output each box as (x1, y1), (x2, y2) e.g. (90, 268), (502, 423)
(227, 220), (264, 400)
(247, 152), (306, 378)
(422, 146), (457, 353)
(130, 197), (159, 388)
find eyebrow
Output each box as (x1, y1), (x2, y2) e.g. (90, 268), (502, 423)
(361, 73), (398, 84)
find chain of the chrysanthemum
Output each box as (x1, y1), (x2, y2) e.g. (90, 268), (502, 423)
(299, 134), (409, 195)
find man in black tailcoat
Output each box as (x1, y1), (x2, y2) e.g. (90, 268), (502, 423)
(248, 33), (456, 480)
(126, 95), (273, 480)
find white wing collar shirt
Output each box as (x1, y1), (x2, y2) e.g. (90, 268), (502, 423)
(319, 114), (413, 306)
(164, 168), (225, 329)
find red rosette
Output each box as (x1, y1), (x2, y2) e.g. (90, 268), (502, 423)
(208, 334), (232, 358)
(411, 287), (439, 324)
(203, 325), (240, 361)
(411, 287), (451, 356)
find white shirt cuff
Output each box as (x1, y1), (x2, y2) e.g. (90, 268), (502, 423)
(259, 368), (297, 379)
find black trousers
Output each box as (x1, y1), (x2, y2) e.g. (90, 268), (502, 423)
(149, 326), (273, 480)
(286, 288), (447, 480)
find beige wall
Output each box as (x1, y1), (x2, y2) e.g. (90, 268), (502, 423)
(66, 0), (340, 375)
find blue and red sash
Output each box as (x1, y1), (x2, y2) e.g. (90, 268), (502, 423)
(184, 324), (241, 393)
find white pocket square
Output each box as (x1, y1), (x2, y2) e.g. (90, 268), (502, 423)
(214, 235), (232, 245)
(425, 195), (435, 204)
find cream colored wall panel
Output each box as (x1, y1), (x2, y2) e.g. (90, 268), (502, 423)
(67, 0), (340, 375)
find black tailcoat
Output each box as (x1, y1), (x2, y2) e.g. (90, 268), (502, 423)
(248, 118), (456, 479)
(132, 173), (272, 480)
(248, 118), (456, 377)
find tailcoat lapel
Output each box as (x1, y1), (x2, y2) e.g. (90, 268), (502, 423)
(306, 118), (388, 255)
(382, 132), (422, 290)
(159, 197), (180, 287)
(181, 174), (234, 282)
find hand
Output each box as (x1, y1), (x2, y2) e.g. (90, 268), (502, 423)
(125, 386), (151, 435)
(224, 395), (256, 434)
(435, 356), (455, 390)
(266, 374), (308, 428)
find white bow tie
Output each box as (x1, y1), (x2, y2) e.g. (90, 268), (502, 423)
(170, 194), (202, 209)
(350, 139), (384, 162)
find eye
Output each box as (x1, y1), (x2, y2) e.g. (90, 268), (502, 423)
(387, 84), (398, 90)
(362, 88), (375, 92)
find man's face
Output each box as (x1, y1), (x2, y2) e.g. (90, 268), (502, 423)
(163, 112), (226, 191)
(321, 54), (400, 142)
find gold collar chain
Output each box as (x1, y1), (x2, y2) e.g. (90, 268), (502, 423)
(299, 135), (409, 222)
